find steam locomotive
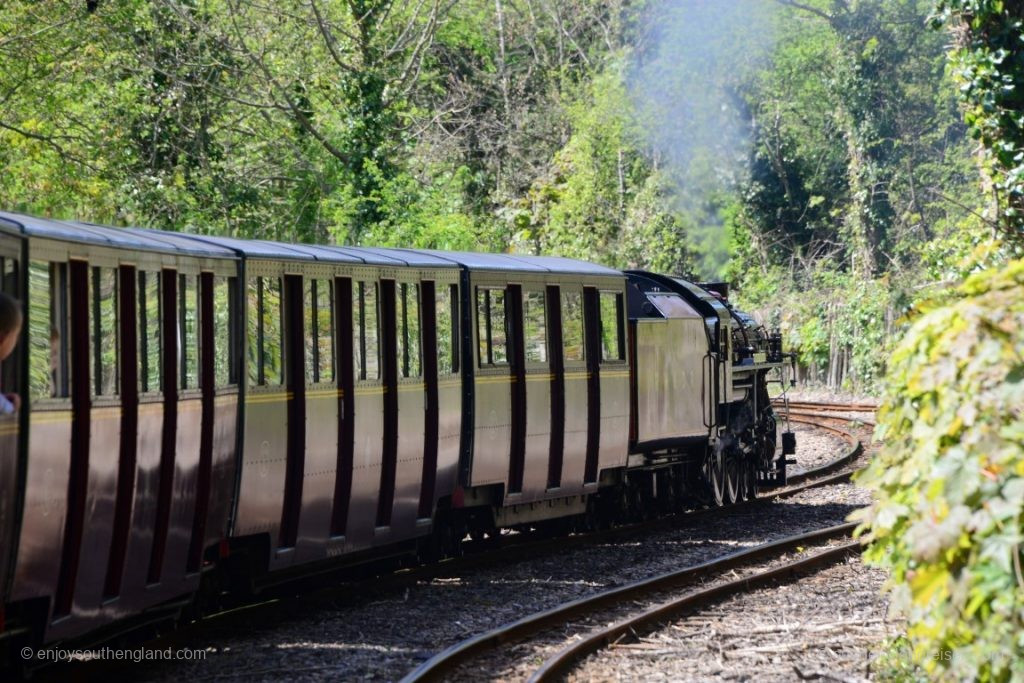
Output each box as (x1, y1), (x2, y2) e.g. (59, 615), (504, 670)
(0, 210), (793, 661)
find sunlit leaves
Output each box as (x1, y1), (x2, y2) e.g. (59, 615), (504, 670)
(856, 258), (1024, 681)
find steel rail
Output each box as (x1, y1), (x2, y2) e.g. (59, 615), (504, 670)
(529, 537), (861, 682)
(774, 399), (879, 413)
(401, 523), (859, 683)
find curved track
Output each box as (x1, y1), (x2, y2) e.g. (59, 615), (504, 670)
(528, 531), (859, 682)
(400, 402), (876, 683)
(403, 524), (858, 683)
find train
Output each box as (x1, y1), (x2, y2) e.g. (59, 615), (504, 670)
(0, 210), (795, 663)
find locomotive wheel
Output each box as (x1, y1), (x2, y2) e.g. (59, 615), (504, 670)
(743, 461), (759, 501)
(703, 450), (725, 507)
(723, 452), (742, 505)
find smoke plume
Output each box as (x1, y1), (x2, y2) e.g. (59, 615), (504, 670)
(629, 0), (779, 278)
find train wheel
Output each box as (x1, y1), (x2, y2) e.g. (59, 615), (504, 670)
(433, 515), (465, 559)
(723, 452), (741, 505)
(703, 449), (725, 507)
(743, 461), (759, 501)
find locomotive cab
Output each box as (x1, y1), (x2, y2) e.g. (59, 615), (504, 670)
(623, 271), (795, 505)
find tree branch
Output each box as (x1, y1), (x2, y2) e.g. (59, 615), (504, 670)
(309, 0), (361, 74)
(775, 0), (835, 25)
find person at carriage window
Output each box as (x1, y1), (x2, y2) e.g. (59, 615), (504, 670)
(49, 325), (60, 396)
(0, 291), (22, 413)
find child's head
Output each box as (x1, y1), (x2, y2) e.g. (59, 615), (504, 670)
(0, 291), (23, 361)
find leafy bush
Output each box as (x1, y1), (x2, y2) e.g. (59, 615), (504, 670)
(855, 257), (1024, 681)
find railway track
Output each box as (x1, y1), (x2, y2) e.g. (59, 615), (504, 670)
(399, 402), (876, 683)
(774, 398), (880, 413)
(402, 524), (860, 683)
(527, 527), (859, 682)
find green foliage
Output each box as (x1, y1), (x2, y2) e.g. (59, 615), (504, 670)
(519, 59), (695, 272)
(357, 164), (489, 252)
(932, 1), (1024, 242)
(0, 0), (1006, 401)
(728, 0), (985, 390)
(872, 636), (929, 682)
(0, 0), (657, 255)
(732, 259), (898, 393)
(854, 258), (1024, 681)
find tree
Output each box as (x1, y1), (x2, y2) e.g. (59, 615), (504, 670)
(932, 0), (1024, 244)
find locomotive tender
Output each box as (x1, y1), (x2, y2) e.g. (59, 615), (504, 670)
(0, 211), (793, 657)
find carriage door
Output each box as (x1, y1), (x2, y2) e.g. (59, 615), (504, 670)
(582, 287), (601, 483)
(507, 285), (526, 494)
(545, 286), (564, 489)
(55, 260), (91, 614)
(279, 275), (306, 548)
(0, 235), (21, 605)
(417, 280), (439, 519)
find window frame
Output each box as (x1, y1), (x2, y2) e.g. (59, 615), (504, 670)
(178, 273), (200, 391)
(522, 287), (549, 367)
(598, 289), (626, 363)
(246, 275), (285, 388)
(476, 285), (509, 368)
(397, 281), (422, 379)
(304, 277), (335, 385)
(354, 279), (380, 382)
(137, 270), (162, 395)
(91, 266), (119, 397)
(28, 260), (71, 402)
(210, 274), (238, 389)
(435, 282), (459, 376)
(560, 288), (586, 365)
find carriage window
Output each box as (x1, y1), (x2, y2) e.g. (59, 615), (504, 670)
(247, 279), (260, 385)
(397, 282), (421, 378)
(599, 290), (625, 362)
(436, 283), (458, 375)
(304, 280), (316, 383)
(28, 262), (51, 400)
(179, 274), (200, 389)
(261, 278), (282, 385)
(1, 257), (18, 295)
(212, 276), (235, 386)
(354, 281), (379, 381)
(523, 290), (547, 364)
(561, 291), (584, 362)
(304, 279), (334, 384)
(316, 280), (333, 382)
(138, 271), (161, 393)
(92, 267), (118, 396)
(247, 277), (283, 386)
(476, 287), (507, 366)
(352, 284), (362, 380)
(28, 261), (67, 400)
